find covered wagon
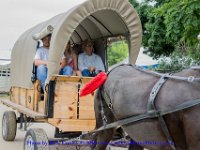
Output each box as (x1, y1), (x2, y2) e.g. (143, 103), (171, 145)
(1, 0), (142, 149)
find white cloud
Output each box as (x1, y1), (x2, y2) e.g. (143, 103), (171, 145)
(0, 0), (86, 50)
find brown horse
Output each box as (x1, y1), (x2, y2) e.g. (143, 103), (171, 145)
(92, 64), (200, 150)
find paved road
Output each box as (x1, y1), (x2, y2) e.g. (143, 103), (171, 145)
(0, 95), (128, 150)
(0, 96), (57, 150)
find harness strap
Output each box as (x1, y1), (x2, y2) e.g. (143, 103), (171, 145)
(147, 74), (168, 112)
(102, 88), (113, 110)
(110, 64), (200, 83)
(158, 115), (176, 150)
(83, 97), (200, 135)
(147, 74), (176, 150)
(99, 91), (108, 126)
(93, 63), (200, 149)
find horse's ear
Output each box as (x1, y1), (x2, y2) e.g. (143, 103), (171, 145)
(80, 72), (107, 97)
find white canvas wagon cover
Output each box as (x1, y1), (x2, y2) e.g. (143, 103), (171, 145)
(11, 0), (142, 88)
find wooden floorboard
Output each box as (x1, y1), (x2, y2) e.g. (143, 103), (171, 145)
(1, 99), (47, 119)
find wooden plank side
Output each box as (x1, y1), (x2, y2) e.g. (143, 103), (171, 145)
(50, 75), (93, 82)
(79, 94), (95, 119)
(78, 77), (95, 119)
(34, 80), (42, 112)
(53, 81), (78, 119)
(52, 76), (95, 120)
(43, 92), (48, 115)
(10, 87), (14, 102)
(1, 99), (47, 119)
(38, 101), (45, 114)
(48, 119), (96, 132)
(19, 88), (26, 106)
(26, 89), (34, 110)
(80, 78), (94, 84)
(10, 87), (20, 104)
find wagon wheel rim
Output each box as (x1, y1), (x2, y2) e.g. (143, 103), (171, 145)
(25, 135), (34, 150)
(2, 115), (7, 138)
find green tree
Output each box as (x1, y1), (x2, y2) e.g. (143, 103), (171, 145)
(129, 0), (152, 38)
(163, 0), (200, 54)
(145, 12), (175, 58)
(107, 41), (128, 67)
(129, 0), (139, 8)
(129, 0), (200, 59)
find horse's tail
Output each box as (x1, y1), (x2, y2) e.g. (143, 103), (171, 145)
(80, 72), (108, 97)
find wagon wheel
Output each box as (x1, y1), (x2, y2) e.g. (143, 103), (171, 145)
(2, 111), (17, 141)
(24, 128), (49, 150)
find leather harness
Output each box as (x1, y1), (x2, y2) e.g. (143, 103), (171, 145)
(80, 64), (200, 150)
(146, 74), (176, 150)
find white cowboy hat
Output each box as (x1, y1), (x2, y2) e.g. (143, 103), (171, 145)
(32, 25), (54, 40)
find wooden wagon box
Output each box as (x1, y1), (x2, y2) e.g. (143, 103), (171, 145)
(46, 75), (96, 132)
(8, 80), (44, 115)
(3, 75), (96, 132)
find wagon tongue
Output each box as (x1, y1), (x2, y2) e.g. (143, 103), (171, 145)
(80, 72), (107, 97)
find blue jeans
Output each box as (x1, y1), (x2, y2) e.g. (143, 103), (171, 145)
(60, 66), (73, 75)
(82, 69), (96, 77)
(36, 65), (47, 91)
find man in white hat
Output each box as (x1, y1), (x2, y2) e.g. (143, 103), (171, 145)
(34, 34), (51, 91)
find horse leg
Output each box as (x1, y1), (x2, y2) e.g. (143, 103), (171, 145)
(128, 139), (143, 150)
(92, 129), (115, 150)
(93, 90), (116, 150)
(182, 107), (200, 150)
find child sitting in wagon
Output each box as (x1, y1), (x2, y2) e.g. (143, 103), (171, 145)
(60, 41), (82, 76)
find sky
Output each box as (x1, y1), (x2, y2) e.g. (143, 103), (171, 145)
(0, 0), (155, 66)
(0, 0), (142, 53)
(0, 0), (86, 51)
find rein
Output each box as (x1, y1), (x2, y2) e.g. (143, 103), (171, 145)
(80, 64), (200, 150)
(107, 64), (200, 150)
(83, 97), (200, 135)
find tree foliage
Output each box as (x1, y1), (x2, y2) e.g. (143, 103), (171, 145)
(162, 0), (200, 51)
(107, 41), (128, 67)
(129, 0), (200, 59)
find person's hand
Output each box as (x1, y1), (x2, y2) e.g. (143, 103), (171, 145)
(60, 58), (68, 68)
(44, 60), (48, 65)
(89, 66), (95, 72)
